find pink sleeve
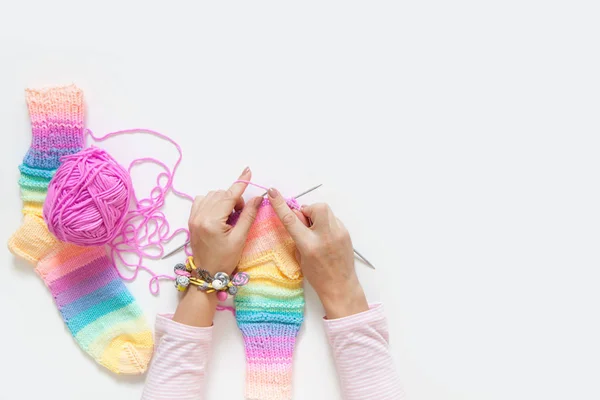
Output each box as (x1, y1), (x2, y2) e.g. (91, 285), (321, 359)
(324, 304), (405, 400)
(141, 314), (213, 400)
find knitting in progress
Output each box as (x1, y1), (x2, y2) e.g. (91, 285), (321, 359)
(7, 85), (153, 374)
(232, 198), (305, 400)
(8, 84), (310, 384)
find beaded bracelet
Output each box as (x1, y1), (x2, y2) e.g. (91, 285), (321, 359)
(174, 256), (249, 301)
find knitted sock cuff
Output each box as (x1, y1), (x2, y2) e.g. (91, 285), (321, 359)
(23, 85), (85, 170)
(239, 323), (302, 400)
(235, 274), (305, 400)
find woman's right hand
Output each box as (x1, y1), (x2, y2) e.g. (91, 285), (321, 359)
(267, 188), (369, 319)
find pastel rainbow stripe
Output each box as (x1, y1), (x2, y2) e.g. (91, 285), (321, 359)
(18, 85), (84, 216)
(36, 244), (153, 374)
(23, 85), (84, 170)
(233, 199), (305, 400)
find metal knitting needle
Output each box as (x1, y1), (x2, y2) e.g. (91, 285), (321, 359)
(161, 184), (323, 260)
(162, 184), (375, 269)
(259, 183), (323, 198)
(353, 248), (376, 270)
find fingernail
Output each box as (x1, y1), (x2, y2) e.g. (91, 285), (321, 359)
(300, 205), (306, 210)
(252, 196), (263, 207)
(268, 188), (280, 198)
(242, 166), (250, 175)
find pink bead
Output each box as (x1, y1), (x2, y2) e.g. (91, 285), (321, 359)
(217, 291), (228, 301)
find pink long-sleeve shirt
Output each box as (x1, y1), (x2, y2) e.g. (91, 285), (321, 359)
(141, 304), (404, 399)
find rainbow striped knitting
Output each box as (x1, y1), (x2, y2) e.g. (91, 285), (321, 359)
(233, 199), (305, 400)
(9, 85), (84, 262)
(37, 243), (153, 374)
(8, 85), (153, 374)
(21, 85), (84, 214)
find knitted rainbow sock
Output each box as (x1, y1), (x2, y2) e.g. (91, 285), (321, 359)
(8, 85), (153, 374)
(233, 199), (305, 400)
(36, 244), (153, 374)
(8, 85), (84, 263)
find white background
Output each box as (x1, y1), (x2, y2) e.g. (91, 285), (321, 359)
(1, 1), (599, 399)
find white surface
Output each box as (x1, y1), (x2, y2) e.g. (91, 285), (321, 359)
(1, 1), (599, 399)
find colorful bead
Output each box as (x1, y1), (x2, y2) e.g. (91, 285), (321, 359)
(216, 291), (228, 301)
(176, 275), (189, 288)
(232, 272), (249, 286)
(212, 279), (225, 290)
(214, 272), (229, 286)
(228, 285), (238, 295)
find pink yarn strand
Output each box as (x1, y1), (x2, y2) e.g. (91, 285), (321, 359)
(85, 128), (193, 295)
(233, 180), (300, 209)
(64, 131), (294, 298)
(233, 180), (270, 192)
(216, 305), (236, 314)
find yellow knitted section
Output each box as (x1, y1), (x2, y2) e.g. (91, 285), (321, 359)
(8, 214), (59, 264)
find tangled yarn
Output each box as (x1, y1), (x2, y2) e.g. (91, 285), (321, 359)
(43, 127), (297, 296)
(43, 147), (132, 246)
(86, 128), (193, 295)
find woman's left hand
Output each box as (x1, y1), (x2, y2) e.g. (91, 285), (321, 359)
(173, 167), (261, 327)
(188, 167), (262, 276)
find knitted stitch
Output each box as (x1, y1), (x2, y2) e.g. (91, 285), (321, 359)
(36, 244), (153, 374)
(233, 199), (305, 400)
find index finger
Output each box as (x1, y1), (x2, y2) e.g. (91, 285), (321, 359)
(221, 167), (252, 210)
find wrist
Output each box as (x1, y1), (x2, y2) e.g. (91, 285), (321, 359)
(173, 288), (218, 327)
(319, 276), (369, 319)
(193, 257), (236, 277)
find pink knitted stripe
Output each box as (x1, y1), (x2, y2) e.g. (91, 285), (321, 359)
(252, 205), (278, 224)
(246, 359), (295, 365)
(48, 256), (111, 294)
(243, 229), (293, 258)
(31, 130), (83, 146)
(53, 263), (116, 307)
(245, 347), (294, 360)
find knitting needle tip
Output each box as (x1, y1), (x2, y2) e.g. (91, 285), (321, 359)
(260, 183), (323, 199)
(292, 183), (323, 199)
(353, 248), (376, 269)
(162, 242), (187, 260)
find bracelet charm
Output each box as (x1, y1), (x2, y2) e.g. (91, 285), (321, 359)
(174, 256), (249, 301)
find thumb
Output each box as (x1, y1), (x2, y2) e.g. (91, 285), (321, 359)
(267, 187), (309, 242)
(232, 196), (262, 242)
(293, 209), (310, 227)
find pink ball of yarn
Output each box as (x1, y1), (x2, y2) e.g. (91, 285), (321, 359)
(43, 147), (133, 246)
